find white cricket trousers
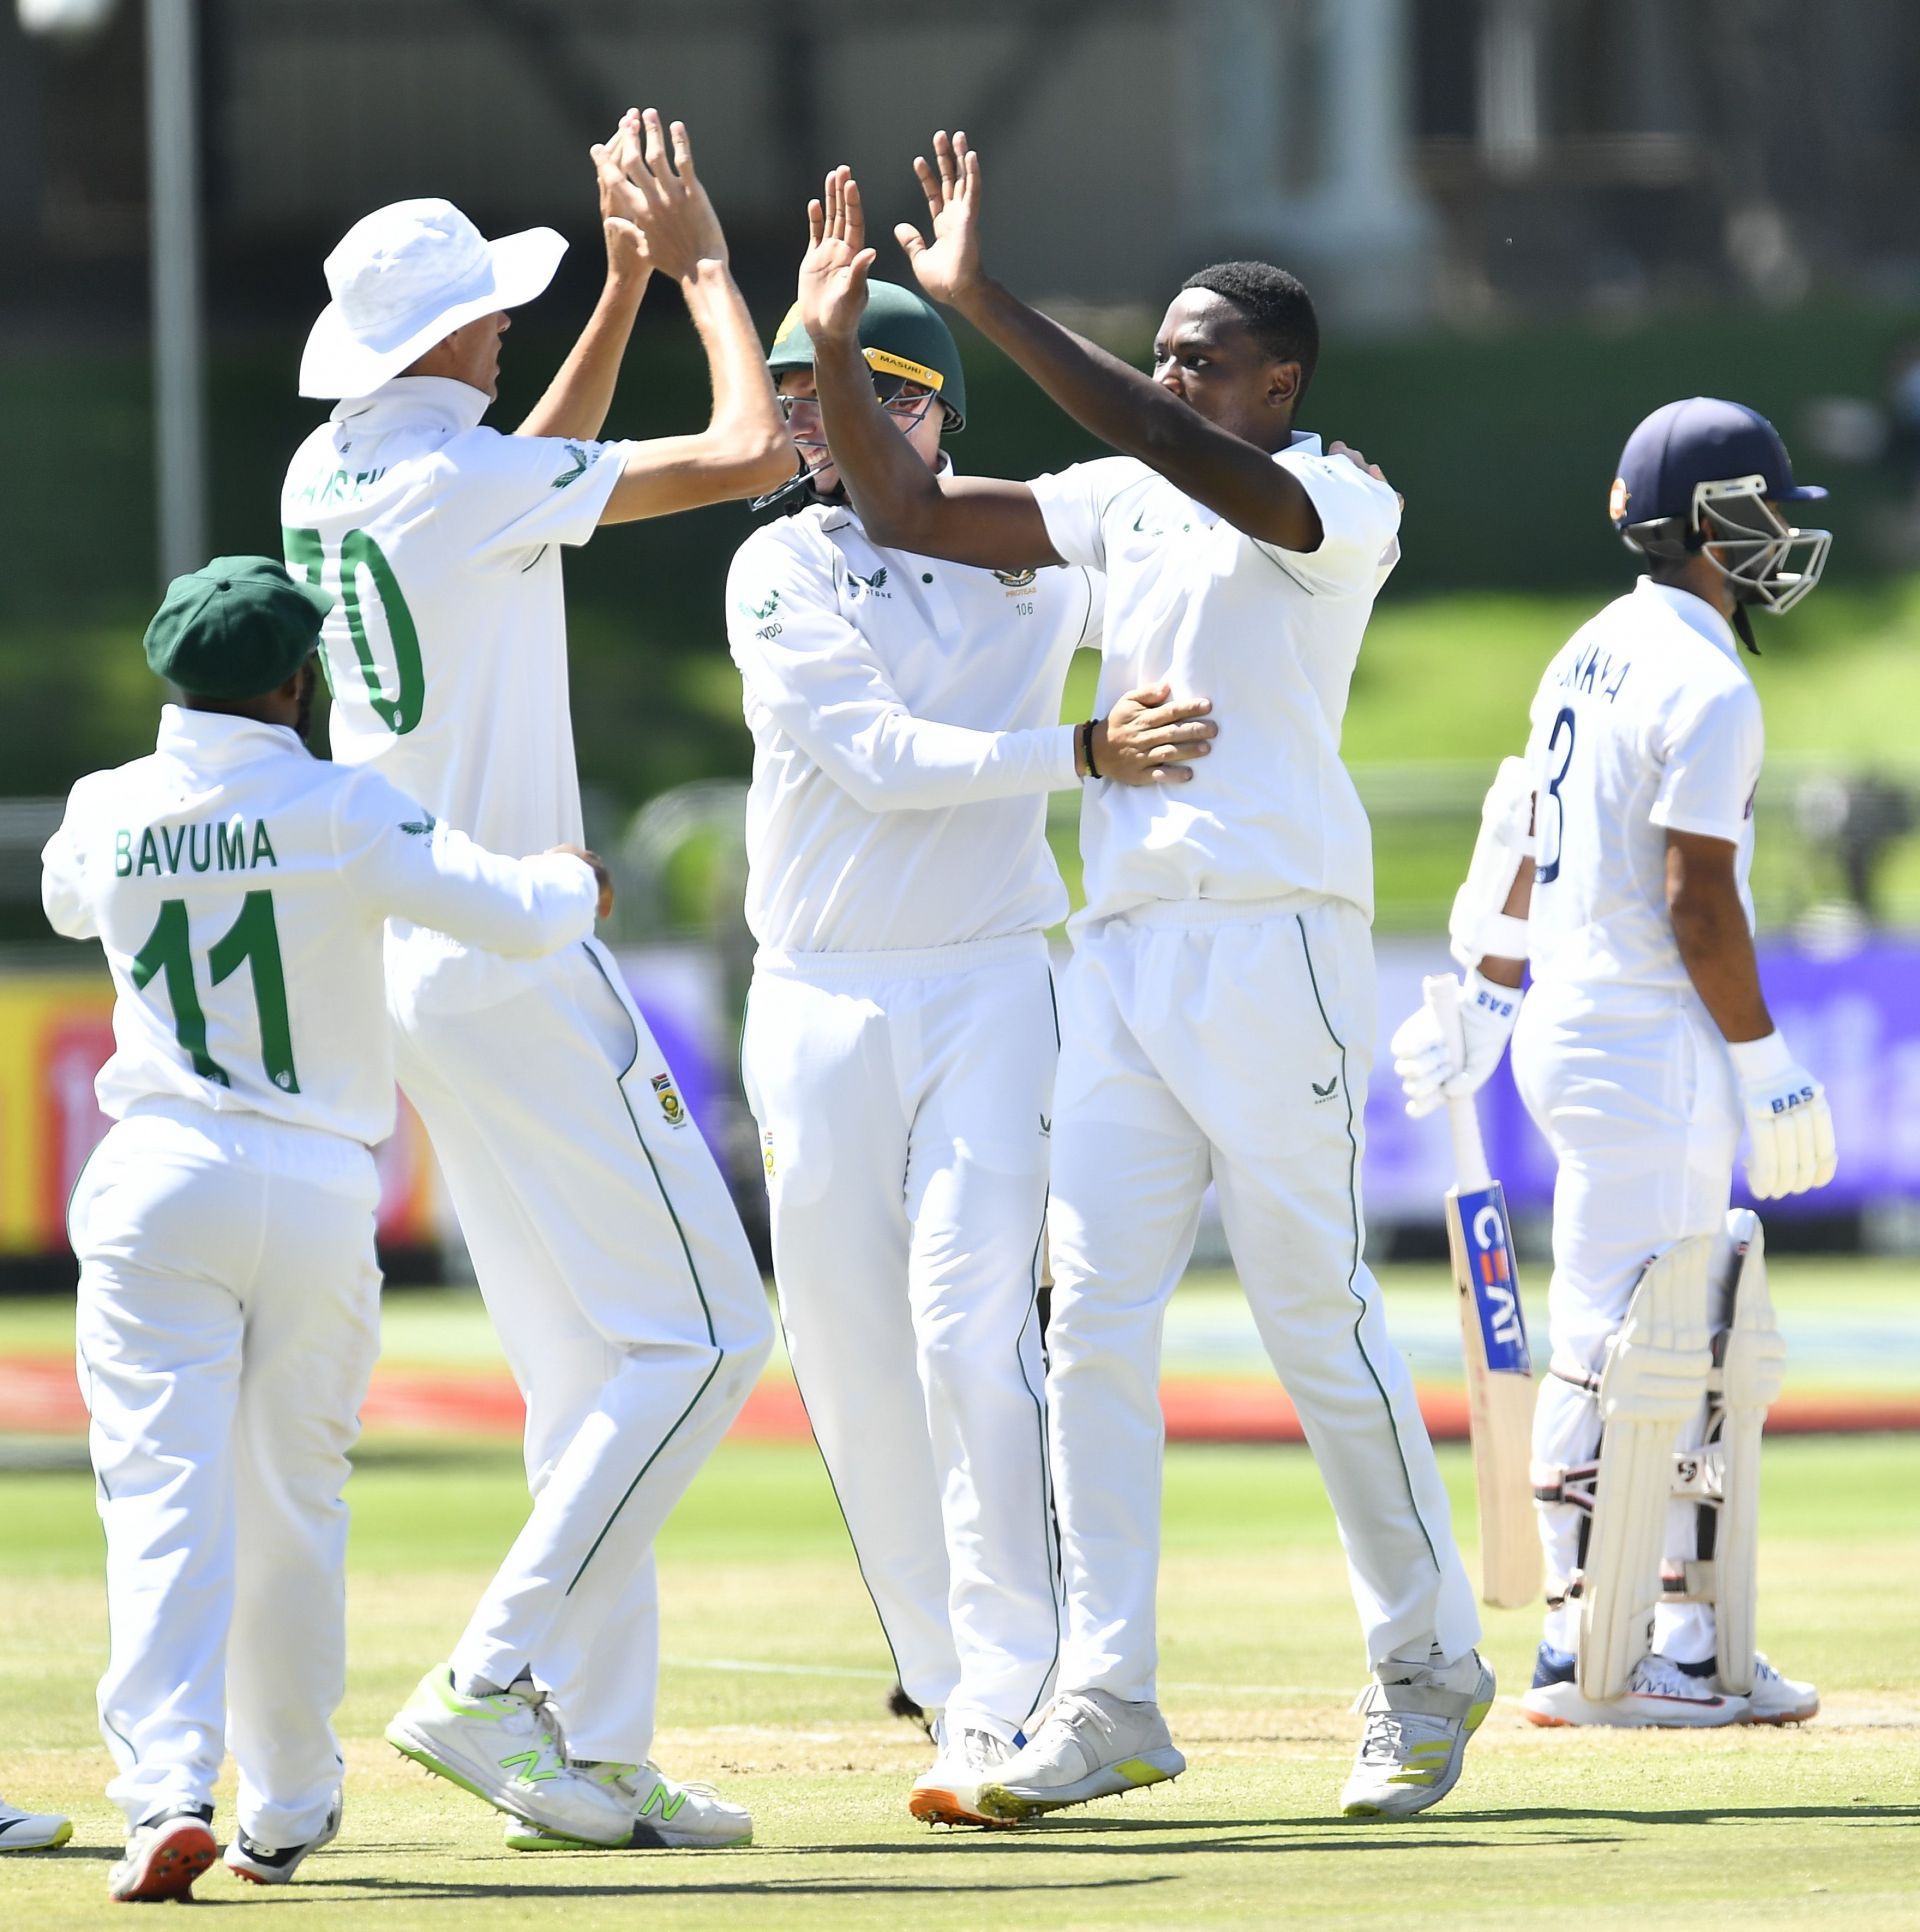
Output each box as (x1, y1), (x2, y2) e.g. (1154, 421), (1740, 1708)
(70, 1101), (381, 1844)
(741, 932), (1064, 1736)
(1513, 987), (1741, 1664)
(1046, 898), (1481, 1700)
(390, 937), (772, 1762)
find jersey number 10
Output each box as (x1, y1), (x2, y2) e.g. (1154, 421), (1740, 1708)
(131, 890), (300, 1094)
(283, 525), (425, 737)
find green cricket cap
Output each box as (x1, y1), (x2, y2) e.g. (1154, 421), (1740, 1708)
(143, 556), (333, 700)
(767, 279), (967, 429)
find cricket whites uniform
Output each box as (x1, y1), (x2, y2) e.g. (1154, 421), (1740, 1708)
(44, 707), (598, 1843)
(1514, 578), (1758, 1662)
(282, 378), (772, 1761)
(1028, 435), (1481, 1695)
(726, 495), (1100, 1735)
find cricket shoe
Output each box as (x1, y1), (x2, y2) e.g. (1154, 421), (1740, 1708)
(107, 1803), (218, 1903)
(1677, 1653), (1819, 1725)
(909, 1718), (1022, 1829)
(385, 1665), (630, 1844)
(225, 1792), (342, 1884)
(0, 1796), (73, 1851)
(1521, 1646), (1747, 1727)
(503, 1761), (752, 1850)
(1340, 1650), (1495, 1819)
(977, 1690), (1185, 1822)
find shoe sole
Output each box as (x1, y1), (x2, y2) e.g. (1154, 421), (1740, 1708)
(908, 1786), (1019, 1831)
(1742, 1697), (1819, 1727)
(111, 1820), (217, 1902)
(1520, 1693), (1746, 1729)
(978, 1748), (1186, 1822)
(225, 1821), (340, 1885)
(385, 1719), (628, 1846)
(0, 1819), (74, 1851)
(1341, 1679), (1495, 1820)
(503, 1823), (753, 1851)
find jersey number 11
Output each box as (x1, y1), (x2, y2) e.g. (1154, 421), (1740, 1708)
(131, 890), (300, 1093)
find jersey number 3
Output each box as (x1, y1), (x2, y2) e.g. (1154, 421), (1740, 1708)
(283, 525), (425, 736)
(1535, 706), (1576, 886)
(131, 890), (300, 1094)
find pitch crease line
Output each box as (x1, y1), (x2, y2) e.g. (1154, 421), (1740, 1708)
(664, 1655), (1343, 1696)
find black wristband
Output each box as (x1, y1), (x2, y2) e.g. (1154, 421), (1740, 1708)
(1083, 719), (1102, 781)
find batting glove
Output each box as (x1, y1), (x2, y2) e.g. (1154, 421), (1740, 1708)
(1389, 971), (1522, 1118)
(1728, 1032), (1838, 1199)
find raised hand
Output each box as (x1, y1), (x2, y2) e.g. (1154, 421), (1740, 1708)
(591, 109), (650, 285)
(797, 165), (878, 345)
(595, 107), (727, 281)
(895, 129), (985, 309)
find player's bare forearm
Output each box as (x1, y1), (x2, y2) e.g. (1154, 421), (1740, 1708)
(601, 265), (792, 522)
(950, 276), (1324, 551)
(1478, 857), (1534, 989)
(813, 333), (1057, 568)
(516, 270), (649, 442)
(1667, 831), (1772, 1042)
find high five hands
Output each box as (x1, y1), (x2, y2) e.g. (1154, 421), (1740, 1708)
(797, 166), (877, 344)
(897, 130), (986, 310)
(593, 107), (727, 282)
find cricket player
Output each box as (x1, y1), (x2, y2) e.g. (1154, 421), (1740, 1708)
(0, 1798), (71, 1852)
(44, 559), (609, 1901)
(800, 141), (1488, 1821)
(280, 111), (786, 1848)
(1393, 397), (1834, 1727)
(727, 215), (1218, 1824)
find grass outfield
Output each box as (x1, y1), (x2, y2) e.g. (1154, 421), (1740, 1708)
(3, 1428), (1918, 1929)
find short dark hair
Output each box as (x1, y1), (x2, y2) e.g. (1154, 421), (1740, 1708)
(1180, 261), (1319, 399)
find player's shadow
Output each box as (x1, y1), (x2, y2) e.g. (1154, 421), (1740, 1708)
(1442, 1803), (1920, 1827)
(294, 1871), (1174, 1901)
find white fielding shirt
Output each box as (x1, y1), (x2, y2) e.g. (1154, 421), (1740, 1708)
(42, 707), (598, 1146)
(1522, 576), (1763, 1003)
(726, 498), (1101, 953)
(280, 377), (628, 861)
(1027, 433), (1400, 928)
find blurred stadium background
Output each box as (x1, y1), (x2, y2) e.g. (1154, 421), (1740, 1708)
(2, 0), (1917, 1386)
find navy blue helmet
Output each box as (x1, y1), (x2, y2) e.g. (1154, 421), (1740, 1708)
(1610, 398), (1830, 623)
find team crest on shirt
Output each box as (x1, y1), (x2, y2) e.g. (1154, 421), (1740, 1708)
(992, 568), (1037, 589)
(399, 816), (436, 837)
(552, 443), (591, 490)
(848, 567), (891, 599)
(650, 1072), (689, 1129)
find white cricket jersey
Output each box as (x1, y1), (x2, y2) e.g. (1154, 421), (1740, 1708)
(1523, 576), (1763, 1003)
(279, 376), (628, 861)
(1028, 433), (1400, 928)
(725, 496), (1101, 953)
(42, 706), (598, 1145)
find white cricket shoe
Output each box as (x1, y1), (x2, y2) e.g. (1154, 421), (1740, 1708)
(909, 1719), (1021, 1829)
(1340, 1650), (1495, 1819)
(1521, 1650), (1748, 1728)
(225, 1792), (341, 1884)
(1728, 1654), (1819, 1726)
(976, 1690), (1185, 1822)
(0, 1796), (73, 1852)
(385, 1665), (630, 1845)
(107, 1804), (218, 1903)
(503, 1761), (752, 1850)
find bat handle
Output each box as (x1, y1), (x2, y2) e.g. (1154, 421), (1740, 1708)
(1422, 973), (1493, 1192)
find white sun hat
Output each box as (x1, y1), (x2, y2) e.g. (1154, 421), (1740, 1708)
(299, 197), (568, 399)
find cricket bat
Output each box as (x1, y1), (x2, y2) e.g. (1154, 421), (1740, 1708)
(1422, 974), (1540, 1610)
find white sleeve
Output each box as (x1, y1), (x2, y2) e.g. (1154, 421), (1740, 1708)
(434, 429), (630, 566)
(1253, 447), (1402, 597)
(334, 772), (598, 956)
(1650, 677), (1764, 846)
(726, 533), (1080, 812)
(1075, 565), (1106, 651)
(40, 781), (98, 941)
(1027, 458), (1142, 574)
